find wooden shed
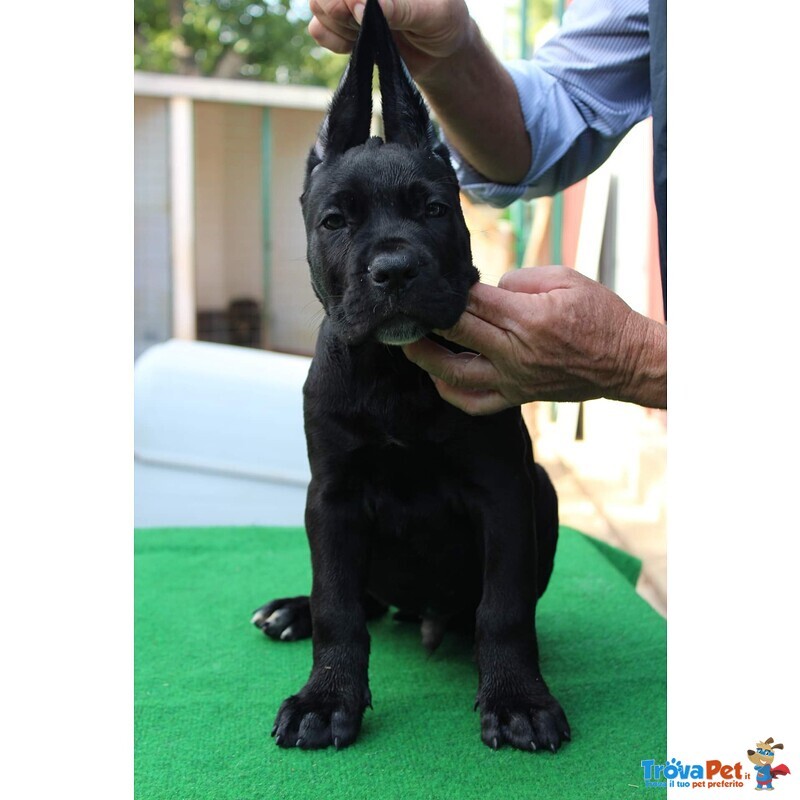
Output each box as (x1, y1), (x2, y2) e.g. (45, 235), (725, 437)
(134, 71), (331, 359)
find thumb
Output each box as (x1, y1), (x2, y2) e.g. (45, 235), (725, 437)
(498, 265), (575, 294)
(377, 0), (403, 25)
(379, 0), (459, 33)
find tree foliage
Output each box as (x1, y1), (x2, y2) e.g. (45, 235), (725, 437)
(524, 0), (558, 54)
(134, 0), (344, 86)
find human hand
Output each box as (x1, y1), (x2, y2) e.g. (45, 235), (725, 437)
(403, 266), (667, 415)
(307, 0), (473, 78)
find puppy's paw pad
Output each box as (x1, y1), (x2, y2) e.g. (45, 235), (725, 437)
(251, 596), (312, 641)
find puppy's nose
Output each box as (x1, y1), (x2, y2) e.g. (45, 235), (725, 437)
(368, 252), (419, 291)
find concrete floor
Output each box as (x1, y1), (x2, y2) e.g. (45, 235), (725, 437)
(525, 403), (667, 617)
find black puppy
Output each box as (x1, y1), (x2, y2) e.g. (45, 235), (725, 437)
(252, 0), (569, 753)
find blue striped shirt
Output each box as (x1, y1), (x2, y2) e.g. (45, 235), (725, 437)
(451, 0), (652, 207)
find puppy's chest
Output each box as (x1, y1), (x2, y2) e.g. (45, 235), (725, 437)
(354, 438), (470, 524)
(342, 388), (457, 450)
(354, 434), (450, 482)
(378, 432), (410, 448)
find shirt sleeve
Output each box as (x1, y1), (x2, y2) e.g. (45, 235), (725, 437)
(450, 0), (652, 207)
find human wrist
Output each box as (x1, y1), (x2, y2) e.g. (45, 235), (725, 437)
(614, 312), (667, 409)
(414, 19), (531, 184)
(413, 17), (482, 88)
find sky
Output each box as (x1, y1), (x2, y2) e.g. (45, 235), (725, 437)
(466, 0), (510, 55)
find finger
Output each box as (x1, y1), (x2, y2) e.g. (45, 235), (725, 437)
(431, 379), (512, 416)
(380, 0), (404, 26)
(402, 338), (500, 390)
(382, 0), (449, 33)
(310, 0), (363, 30)
(455, 282), (527, 332)
(432, 305), (512, 359)
(498, 265), (576, 293)
(308, 16), (358, 53)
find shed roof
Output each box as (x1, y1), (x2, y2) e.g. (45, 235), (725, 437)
(134, 71), (333, 111)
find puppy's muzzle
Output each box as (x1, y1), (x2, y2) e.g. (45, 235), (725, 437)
(368, 250), (420, 293)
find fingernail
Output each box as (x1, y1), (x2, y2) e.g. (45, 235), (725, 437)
(380, 0), (394, 22)
(354, 3), (365, 24)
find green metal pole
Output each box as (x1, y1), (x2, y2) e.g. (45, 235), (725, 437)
(520, 0), (530, 59)
(550, 0), (566, 266)
(550, 0), (567, 422)
(513, 0), (531, 268)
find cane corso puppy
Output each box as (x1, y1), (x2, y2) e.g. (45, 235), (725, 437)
(252, 0), (569, 753)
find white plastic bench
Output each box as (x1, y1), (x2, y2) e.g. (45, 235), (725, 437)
(134, 339), (311, 527)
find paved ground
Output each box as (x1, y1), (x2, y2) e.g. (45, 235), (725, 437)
(525, 404), (667, 618)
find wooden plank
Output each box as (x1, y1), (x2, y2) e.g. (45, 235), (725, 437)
(573, 163), (611, 281)
(169, 96), (196, 340)
(135, 71), (332, 111)
(554, 164), (611, 441)
(522, 196), (552, 267)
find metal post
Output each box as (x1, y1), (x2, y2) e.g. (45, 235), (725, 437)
(550, 0), (566, 266)
(513, 0), (532, 267)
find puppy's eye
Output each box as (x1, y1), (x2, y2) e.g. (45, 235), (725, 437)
(425, 202), (448, 218)
(322, 213), (346, 230)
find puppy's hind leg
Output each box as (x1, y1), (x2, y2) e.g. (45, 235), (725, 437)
(533, 462), (559, 598)
(252, 596), (312, 642)
(253, 592), (387, 641)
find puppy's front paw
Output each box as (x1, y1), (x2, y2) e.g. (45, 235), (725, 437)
(477, 688), (570, 752)
(251, 596), (311, 641)
(272, 687), (371, 750)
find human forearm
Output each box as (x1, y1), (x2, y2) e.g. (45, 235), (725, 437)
(414, 19), (532, 185)
(307, 2), (532, 184)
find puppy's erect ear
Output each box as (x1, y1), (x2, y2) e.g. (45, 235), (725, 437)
(363, 0), (437, 149)
(317, 9), (376, 158)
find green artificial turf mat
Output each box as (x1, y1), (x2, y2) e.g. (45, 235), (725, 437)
(135, 526), (666, 799)
(582, 534), (643, 588)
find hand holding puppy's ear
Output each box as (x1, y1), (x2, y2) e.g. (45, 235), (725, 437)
(309, 0), (474, 77)
(308, 0), (363, 54)
(314, 0), (441, 158)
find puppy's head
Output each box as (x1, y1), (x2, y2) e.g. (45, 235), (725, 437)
(301, 0), (478, 347)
